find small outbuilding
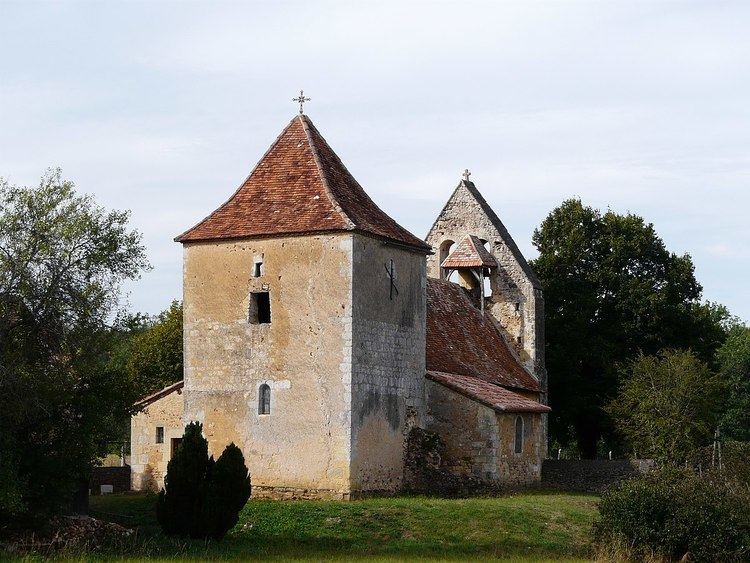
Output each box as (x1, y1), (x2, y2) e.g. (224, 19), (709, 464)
(130, 381), (184, 492)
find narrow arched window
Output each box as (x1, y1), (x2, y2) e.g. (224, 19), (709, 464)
(258, 384), (271, 415)
(514, 416), (524, 454)
(438, 240), (455, 280)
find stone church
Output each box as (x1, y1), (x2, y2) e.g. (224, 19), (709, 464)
(130, 111), (549, 498)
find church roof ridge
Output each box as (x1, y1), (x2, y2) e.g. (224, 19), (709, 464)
(298, 115), (355, 230)
(176, 114), (430, 251)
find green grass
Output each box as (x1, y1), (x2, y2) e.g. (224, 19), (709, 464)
(73, 491), (598, 562)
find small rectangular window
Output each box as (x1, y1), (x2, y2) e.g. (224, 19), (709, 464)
(249, 291), (271, 324)
(155, 426), (164, 444)
(253, 261), (263, 278)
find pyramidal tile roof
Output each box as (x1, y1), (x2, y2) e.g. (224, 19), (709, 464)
(176, 115), (430, 251)
(441, 235), (498, 269)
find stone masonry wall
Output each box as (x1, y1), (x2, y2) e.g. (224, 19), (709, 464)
(90, 466), (131, 495)
(130, 389), (184, 492)
(182, 234), (354, 498)
(541, 459), (656, 492)
(350, 234), (427, 494)
(495, 411), (544, 486)
(425, 380), (543, 486)
(426, 380), (499, 481)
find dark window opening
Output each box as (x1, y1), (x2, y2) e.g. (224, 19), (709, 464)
(171, 437), (183, 459)
(514, 416), (524, 454)
(253, 261), (263, 278)
(155, 426), (164, 444)
(258, 384), (271, 415)
(249, 291), (271, 324)
(438, 240), (455, 280)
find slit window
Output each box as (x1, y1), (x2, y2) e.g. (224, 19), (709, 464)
(514, 416), (524, 454)
(258, 384), (271, 415)
(253, 261), (263, 278)
(155, 426), (164, 444)
(249, 291), (271, 324)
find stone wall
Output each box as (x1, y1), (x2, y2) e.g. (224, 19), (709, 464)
(90, 466), (131, 495)
(541, 459), (655, 493)
(349, 234), (427, 495)
(495, 412), (544, 485)
(425, 380), (544, 487)
(130, 388), (184, 492)
(182, 234), (354, 498)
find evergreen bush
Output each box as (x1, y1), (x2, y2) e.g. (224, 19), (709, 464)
(156, 422), (209, 536)
(200, 443), (252, 539)
(156, 423), (251, 540)
(595, 468), (749, 562)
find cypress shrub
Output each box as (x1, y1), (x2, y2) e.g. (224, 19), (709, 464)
(156, 424), (251, 540)
(199, 443), (252, 539)
(156, 422), (210, 537)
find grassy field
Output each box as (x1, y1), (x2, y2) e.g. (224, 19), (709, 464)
(78, 491), (598, 561)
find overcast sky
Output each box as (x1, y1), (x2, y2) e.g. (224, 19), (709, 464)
(1, 1), (748, 321)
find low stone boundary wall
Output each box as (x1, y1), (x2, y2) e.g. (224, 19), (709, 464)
(90, 466), (131, 495)
(251, 485), (351, 500)
(541, 459), (655, 493)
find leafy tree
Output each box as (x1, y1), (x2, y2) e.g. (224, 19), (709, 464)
(608, 350), (723, 463)
(717, 324), (750, 441)
(200, 443), (252, 540)
(102, 304), (182, 450)
(0, 169), (148, 524)
(531, 199), (729, 457)
(126, 300), (183, 396)
(157, 424), (251, 540)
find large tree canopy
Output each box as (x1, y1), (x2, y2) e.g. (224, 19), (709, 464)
(0, 170), (148, 524)
(531, 199), (728, 457)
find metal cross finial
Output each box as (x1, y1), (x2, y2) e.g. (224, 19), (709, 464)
(292, 90), (311, 114)
(463, 169), (471, 182)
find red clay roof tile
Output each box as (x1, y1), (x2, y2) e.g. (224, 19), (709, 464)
(176, 115), (429, 251)
(134, 380), (184, 410)
(441, 235), (498, 269)
(426, 278), (540, 392)
(427, 371), (550, 413)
